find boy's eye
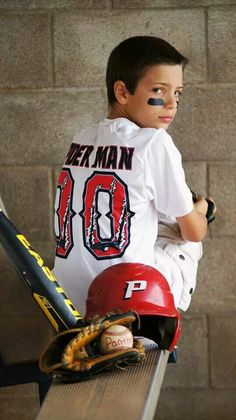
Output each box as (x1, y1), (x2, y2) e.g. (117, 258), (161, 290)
(175, 90), (183, 99)
(152, 87), (164, 96)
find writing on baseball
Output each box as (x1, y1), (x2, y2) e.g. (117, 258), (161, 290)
(100, 324), (134, 354)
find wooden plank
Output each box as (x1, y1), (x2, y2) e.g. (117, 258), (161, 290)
(36, 339), (169, 420)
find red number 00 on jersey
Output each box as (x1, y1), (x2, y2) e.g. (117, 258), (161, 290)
(55, 169), (134, 260)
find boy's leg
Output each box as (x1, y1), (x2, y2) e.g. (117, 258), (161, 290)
(157, 240), (202, 311)
(154, 245), (184, 309)
(155, 213), (203, 311)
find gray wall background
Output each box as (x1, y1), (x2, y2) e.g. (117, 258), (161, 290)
(0, 1), (236, 419)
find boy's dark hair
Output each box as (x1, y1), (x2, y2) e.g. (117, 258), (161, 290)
(106, 36), (188, 105)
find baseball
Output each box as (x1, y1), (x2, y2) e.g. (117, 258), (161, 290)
(100, 324), (133, 354)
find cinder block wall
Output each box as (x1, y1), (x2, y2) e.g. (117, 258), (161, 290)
(0, 1), (235, 419)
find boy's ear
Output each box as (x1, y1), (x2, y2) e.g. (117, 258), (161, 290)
(113, 80), (129, 104)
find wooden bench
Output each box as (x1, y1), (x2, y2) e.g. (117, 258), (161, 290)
(36, 340), (169, 420)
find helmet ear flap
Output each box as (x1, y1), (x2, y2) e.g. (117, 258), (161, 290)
(159, 317), (178, 350)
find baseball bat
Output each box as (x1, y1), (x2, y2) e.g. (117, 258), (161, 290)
(0, 209), (84, 332)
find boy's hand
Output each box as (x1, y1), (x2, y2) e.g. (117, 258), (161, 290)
(176, 192), (216, 242)
(192, 192), (216, 224)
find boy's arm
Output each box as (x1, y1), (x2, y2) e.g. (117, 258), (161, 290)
(176, 197), (214, 242)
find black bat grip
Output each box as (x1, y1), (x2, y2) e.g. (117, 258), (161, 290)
(205, 199), (215, 224)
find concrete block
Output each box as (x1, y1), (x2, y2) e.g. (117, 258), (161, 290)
(209, 163), (236, 236)
(0, 384), (39, 420)
(210, 315), (236, 388)
(0, 90), (107, 166)
(190, 238), (236, 313)
(0, 167), (52, 243)
(0, 14), (52, 88)
(0, 314), (53, 363)
(169, 85), (236, 161)
(183, 161), (207, 196)
(208, 8), (236, 82)
(163, 315), (208, 388)
(0, 0), (111, 9)
(54, 9), (206, 87)
(157, 389), (236, 420)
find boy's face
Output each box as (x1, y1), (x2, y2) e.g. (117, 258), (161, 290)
(122, 64), (183, 130)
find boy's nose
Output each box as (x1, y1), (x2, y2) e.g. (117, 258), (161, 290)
(165, 95), (178, 109)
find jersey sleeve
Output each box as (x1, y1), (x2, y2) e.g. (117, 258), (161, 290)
(144, 129), (193, 217)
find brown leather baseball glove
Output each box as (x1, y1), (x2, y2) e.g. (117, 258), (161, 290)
(39, 311), (145, 382)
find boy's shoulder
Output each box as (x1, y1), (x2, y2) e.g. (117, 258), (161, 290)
(141, 126), (169, 139)
(101, 117), (170, 141)
(140, 126), (175, 149)
(72, 117), (174, 150)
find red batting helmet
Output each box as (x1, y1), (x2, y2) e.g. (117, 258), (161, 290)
(86, 262), (180, 351)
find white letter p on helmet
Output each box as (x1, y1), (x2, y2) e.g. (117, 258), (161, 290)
(124, 280), (147, 299)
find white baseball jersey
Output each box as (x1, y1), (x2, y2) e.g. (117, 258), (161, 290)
(53, 117), (193, 315)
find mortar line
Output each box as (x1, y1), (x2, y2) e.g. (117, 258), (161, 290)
(206, 313), (213, 389)
(206, 163), (210, 197)
(50, 12), (56, 88)
(48, 166), (55, 243)
(206, 163), (213, 239)
(1, 82), (236, 94)
(205, 7), (210, 82)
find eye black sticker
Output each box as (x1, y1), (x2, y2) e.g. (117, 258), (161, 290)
(147, 98), (164, 106)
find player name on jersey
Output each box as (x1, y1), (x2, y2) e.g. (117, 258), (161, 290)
(65, 143), (135, 170)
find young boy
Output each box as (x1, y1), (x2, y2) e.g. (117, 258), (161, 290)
(53, 36), (215, 316)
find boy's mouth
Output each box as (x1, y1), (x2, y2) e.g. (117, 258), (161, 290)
(158, 116), (173, 122)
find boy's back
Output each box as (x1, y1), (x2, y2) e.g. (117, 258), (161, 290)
(54, 117), (192, 314)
